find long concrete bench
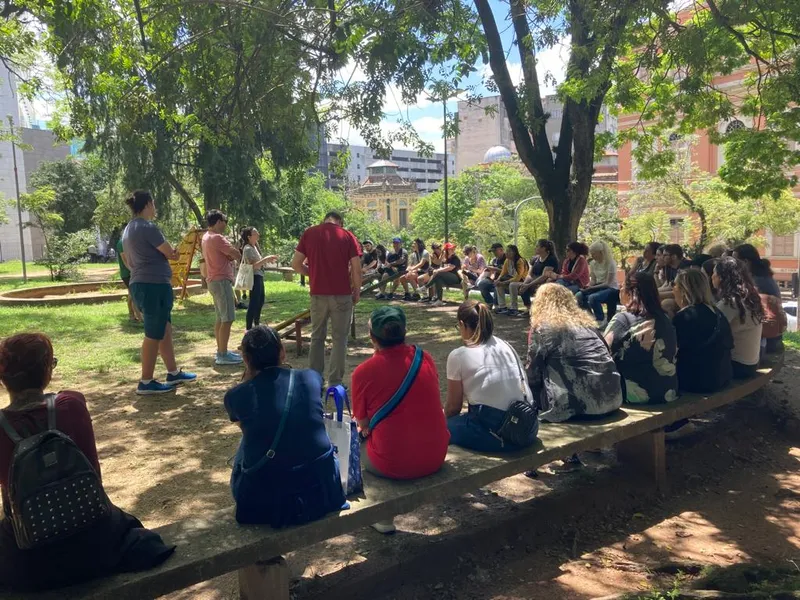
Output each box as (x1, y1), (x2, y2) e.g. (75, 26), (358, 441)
(10, 355), (783, 600)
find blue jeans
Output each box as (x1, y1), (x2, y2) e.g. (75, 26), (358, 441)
(556, 279), (581, 294)
(477, 278), (497, 306)
(448, 405), (538, 453)
(576, 288), (619, 322)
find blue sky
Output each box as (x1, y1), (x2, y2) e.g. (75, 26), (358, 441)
(329, 0), (570, 153)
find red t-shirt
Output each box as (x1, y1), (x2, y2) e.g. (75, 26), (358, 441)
(0, 391), (101, 488)
(351, 345), (449, 479)
(296, 223), (360, 296)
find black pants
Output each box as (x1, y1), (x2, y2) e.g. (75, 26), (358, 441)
(247, 274), (265, 330)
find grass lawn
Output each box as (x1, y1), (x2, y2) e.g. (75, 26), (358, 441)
(0, 259), (113, 276)
(784, 331), (800, 351)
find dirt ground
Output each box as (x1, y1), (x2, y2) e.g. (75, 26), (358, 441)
(47, 298), (800, 599)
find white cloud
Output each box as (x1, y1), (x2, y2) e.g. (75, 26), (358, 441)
(481, 36), (570, 98)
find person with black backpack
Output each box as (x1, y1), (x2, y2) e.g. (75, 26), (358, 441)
(0, 333), (174, 592)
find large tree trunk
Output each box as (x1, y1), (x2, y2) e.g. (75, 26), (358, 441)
(545, 187), (589, 257)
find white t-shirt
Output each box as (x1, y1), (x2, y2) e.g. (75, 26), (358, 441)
(717, 300), (763, 366)
(446, 336), (530, 412)
(589, 258), (619, 289)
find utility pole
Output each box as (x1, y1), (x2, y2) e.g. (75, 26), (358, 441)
(7, 115), (26, 283)
(443, 99), (449, 243)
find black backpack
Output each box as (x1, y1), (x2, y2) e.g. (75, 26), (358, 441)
(0, 395), (111, 549)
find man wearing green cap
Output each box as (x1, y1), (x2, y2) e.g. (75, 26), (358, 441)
(351, 306), (449, 532)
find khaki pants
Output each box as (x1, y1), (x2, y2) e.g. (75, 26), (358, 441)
(310, 294), (353, 387)
(509, 276), (535, 311)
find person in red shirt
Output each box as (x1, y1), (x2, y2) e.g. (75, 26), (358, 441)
(351, 306), (449, 533)
(0, 333), (173, 591)
(292, 211), (362, 387)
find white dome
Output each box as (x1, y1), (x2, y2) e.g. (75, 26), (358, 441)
(483, 146), (512, 163)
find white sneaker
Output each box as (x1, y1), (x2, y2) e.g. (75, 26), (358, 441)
(431, 300), (445, 307)
(370, 520), (396, 534)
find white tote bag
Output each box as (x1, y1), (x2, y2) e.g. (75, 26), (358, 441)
(234, 262), (254, 291)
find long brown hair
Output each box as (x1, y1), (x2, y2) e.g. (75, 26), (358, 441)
(457, 300), (494, 346)
(622, 271), (664, 318)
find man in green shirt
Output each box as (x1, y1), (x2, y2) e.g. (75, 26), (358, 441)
(117, 234), (142, 322)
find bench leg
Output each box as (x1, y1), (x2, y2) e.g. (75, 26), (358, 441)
(239, 556), (289, 600)
(616, 428), (667, 492)
(295, 321), (303, 357)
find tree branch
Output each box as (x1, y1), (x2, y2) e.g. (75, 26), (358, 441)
(473, 0), (543, 182)
(164, 171), (204, 225)
(509, 0), (550, 162)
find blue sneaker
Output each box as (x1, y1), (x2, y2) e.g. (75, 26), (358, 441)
(215, 351), (244, 366)
(166, 369), (197, 386)
(136, 380), (176, 395)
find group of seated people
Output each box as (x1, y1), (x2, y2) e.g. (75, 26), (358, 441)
(359, 236), (621, 321)
(0, 241), (787, 591)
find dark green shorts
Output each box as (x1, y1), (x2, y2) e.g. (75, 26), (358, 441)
(130, 282), (173, 340)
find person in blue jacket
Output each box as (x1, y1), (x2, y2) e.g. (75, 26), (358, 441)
(225, 326), (347, 527)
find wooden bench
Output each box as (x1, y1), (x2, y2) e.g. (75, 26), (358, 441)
(11, 355), (782, 600)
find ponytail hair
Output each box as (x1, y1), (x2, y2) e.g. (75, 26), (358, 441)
(457, 300), (494, 346)
(240, 326), (284, 371)
(125, 190), (152, 215)
(537, 239), (558, 265)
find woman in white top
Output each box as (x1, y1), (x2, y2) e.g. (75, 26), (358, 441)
(239, 227), (277, 330)
(575, 240), (620, 326)
(445, 300), (538, 452)
(712, 257), (764, 378)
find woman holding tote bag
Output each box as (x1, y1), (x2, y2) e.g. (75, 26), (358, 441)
(238, 227), (278, 330)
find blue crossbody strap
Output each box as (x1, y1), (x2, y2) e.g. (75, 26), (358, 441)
(369, 346), (424, 431)
(266, 370), (295, 459)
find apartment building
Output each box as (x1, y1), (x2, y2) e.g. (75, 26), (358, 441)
(318, 142), (455, 194)
(452, 94), (618, 174)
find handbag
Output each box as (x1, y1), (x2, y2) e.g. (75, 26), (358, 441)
(368, 346), (424, 431)
(495, 339), (539, 447)
(324, 386), (363, 496)
(234, 262), (254, 291)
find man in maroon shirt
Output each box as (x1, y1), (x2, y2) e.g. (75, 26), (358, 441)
(292, 212), (362, 386)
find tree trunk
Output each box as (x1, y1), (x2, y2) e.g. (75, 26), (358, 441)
(545, 188), (587, 258)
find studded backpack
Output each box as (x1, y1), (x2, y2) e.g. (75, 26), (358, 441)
(0, 395), (111, 549)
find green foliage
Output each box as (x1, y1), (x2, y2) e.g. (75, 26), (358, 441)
(579, 187), (624, 256)
(30, 155), (108, 233)
(410, 163), (541, 245)
(35, 229), (96, 282)
(517, 208), (550, 259)
(464, 199), (510, 252)
(628, 138), (800, 253)
(612, 3), (800, 200)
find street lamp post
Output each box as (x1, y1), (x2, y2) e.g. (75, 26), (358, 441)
(513, 196), (541, 247)
(7, 115), (26, 283)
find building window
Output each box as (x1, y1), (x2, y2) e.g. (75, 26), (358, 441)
(385, 199), (392, 222)
(669, 218), (684, 244)
(771, 234), (795, 257)
(399, 208), (408, 228)
(726, 119), (746, 134)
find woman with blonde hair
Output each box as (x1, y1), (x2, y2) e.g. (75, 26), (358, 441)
(672, 269), (733, 393)
(526, 284), (622, 422)
(576, 240), (620, 326)
(445, 300), (538, 452)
